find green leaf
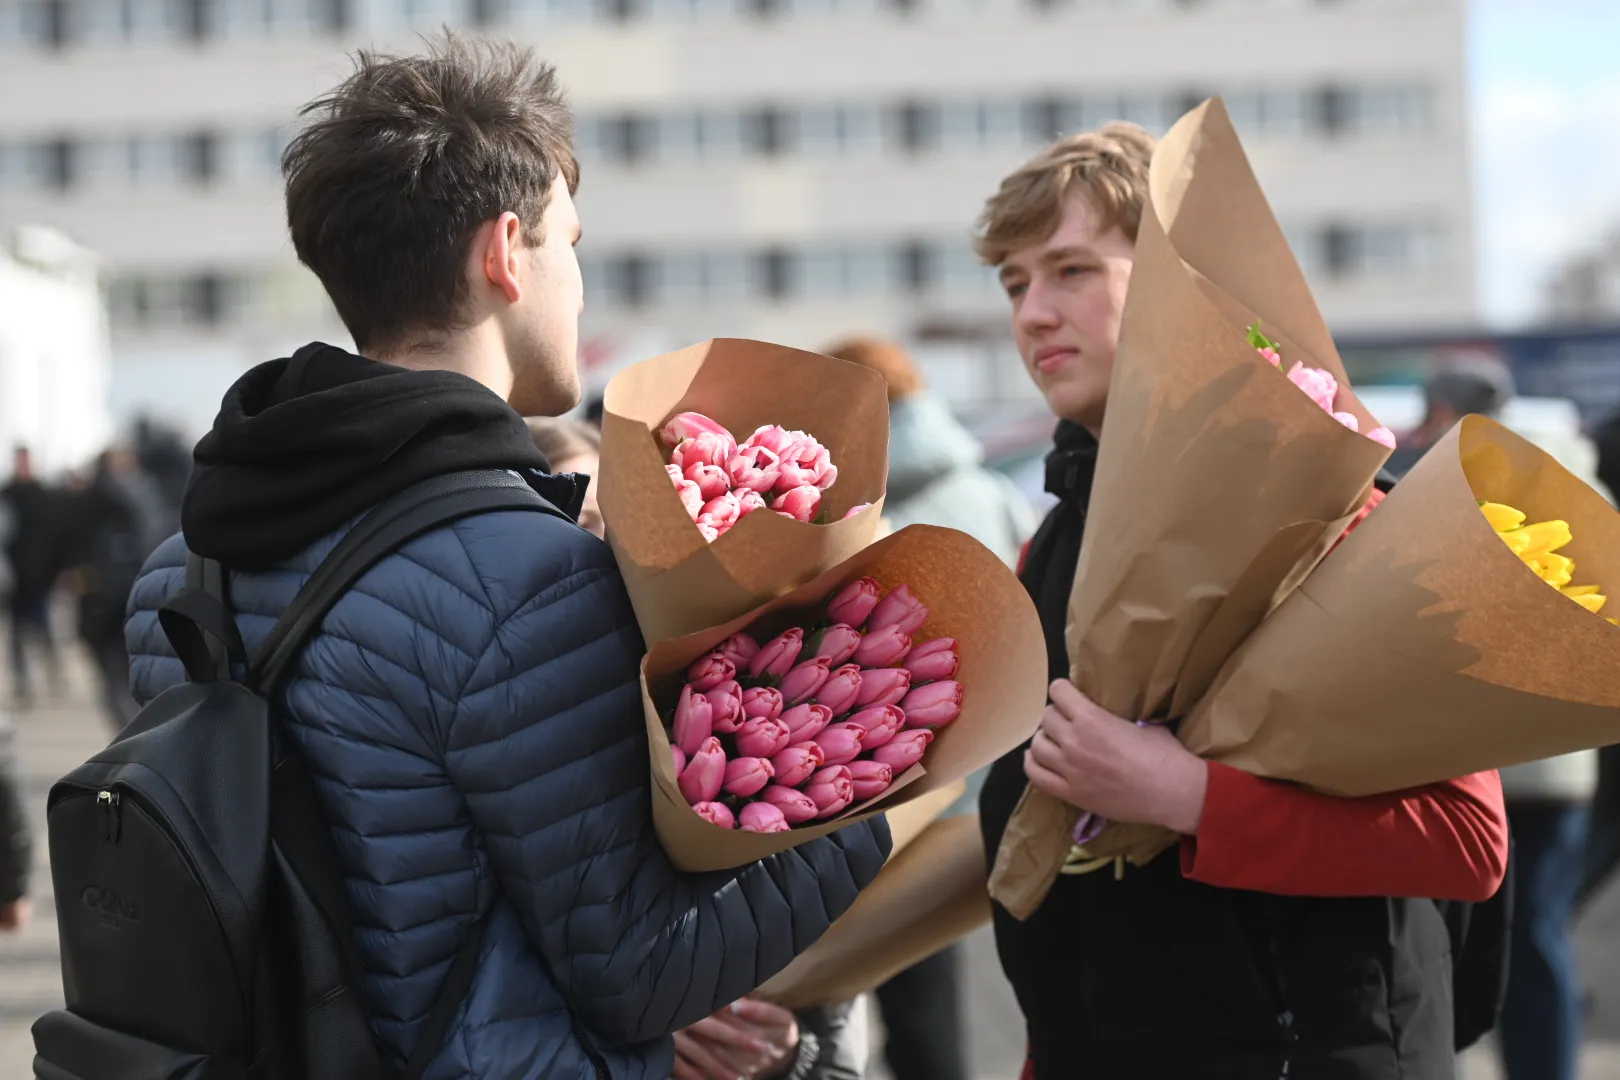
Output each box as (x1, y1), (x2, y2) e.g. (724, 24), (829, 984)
(1245, 321), (1278, 352)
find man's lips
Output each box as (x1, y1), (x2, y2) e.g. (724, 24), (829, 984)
(1033, 347), (1078, 375)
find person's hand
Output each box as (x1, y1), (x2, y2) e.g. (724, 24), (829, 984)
(1024, 679), (1208, 835)
(673, 998), (799, 1080)
(0, 899), (30, 932)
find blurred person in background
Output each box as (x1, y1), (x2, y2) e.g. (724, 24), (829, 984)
(133, 416), (192, 537)
(525, 416), (604, 538)
(0, 705), (29, 932)
(1585, 411), (1620, 911)
(1383, 359), (1516, 479)
(822, 334), (1037, 1080)
(1, 446), (60, 707)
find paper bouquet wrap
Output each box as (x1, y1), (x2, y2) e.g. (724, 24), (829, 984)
(988, 98), (1392, 919)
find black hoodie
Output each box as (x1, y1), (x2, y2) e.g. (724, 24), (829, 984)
(182, 342), (584, 570)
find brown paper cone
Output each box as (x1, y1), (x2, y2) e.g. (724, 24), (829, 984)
(1176, 415), (1620, 794)
(598, 339), (890, 646)
(755, 815), (991, 1009)
(645, 525), (1048, 872)
(987, 98), (1390, 920)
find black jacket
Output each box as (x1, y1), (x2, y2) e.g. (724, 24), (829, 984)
(0, 711), (29, 905)
(978, 423), (1460, 1080)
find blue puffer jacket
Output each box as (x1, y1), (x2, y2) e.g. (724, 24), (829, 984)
(126, 509), (891, 1080)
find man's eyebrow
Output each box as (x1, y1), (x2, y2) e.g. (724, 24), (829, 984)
(1038, 245), (1095, 264)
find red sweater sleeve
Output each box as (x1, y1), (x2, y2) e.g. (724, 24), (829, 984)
(1180, 762), (1508, 902)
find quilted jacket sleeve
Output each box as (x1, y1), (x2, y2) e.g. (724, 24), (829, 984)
(443, 531), (892, 1048)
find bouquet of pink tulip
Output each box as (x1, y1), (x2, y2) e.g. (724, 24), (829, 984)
(660, 410), (871, 542)
(666, 576), (963, 832)
(1248, 324), (1397, 449)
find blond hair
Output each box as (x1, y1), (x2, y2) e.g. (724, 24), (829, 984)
(973, 122), (1156, 266)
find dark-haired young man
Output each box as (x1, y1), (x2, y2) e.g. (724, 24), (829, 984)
(125, 37), (888, 1080)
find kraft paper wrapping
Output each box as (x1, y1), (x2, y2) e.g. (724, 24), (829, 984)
(987, 98), (1391, 920)
(756, 814), (991, 1010)
(598, 339), (890, 647)
(643, 525), (1047, 872)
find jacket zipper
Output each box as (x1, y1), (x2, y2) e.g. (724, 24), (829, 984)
(97, 788), (122, 843)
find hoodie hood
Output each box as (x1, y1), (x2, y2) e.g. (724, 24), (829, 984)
(886, 393), (987, 504)
(183, 341), (581, 570)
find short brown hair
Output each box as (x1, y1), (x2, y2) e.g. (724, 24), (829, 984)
(283, 33), (579, 352)
(822, 337), (925, 402)
(526, 416), (601, 465)
(973, 122), (1156, 266)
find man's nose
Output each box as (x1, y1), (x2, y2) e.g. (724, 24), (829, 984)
(1016, 280), (1062, 335)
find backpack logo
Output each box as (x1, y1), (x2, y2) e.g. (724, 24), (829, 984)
(82, 886), (140, 926)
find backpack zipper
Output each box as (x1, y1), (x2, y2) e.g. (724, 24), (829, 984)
(97, 789), (122, 843)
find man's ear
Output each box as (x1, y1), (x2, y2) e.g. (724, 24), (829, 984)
(481, 211), (525, 305)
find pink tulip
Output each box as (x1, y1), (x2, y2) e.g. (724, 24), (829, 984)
(901, 680), (964, 730)
(697, 522), (720, 543)
(1368, 426), (1397, 450)
(678, 737), (726, 804)
(811, 624), (862, 666)
(671, 430), (738, 472)
(660, 411), (733, 449)
(741, 686), (784, 722)
(779, 656), (832, 706)
(686, 654), (735, 692)
(736, 489), (768, 519)
(698, 491), (743, 532)
(742, 424), (806, 458)
(868, 584), (929, 636)
(814, 722), (866, 766)
(827, 577), (883, 628)
(665, 463), (683, 483)
(780, 703), (833, 742)
(903, 638), (960, 683)
(724, 756), (775, 797)
(739, 801), (792, 833)
(704, 680), (745, 734)
(735, 715), (792, 759)
(1332, 411), (1360, 432)
(844, 704), (904, 749)
(684, 462), (729, 504)
(847, 760), (894, 801)
(854, 668), (911, 709)
(671, 745), (686, 775)
(871, 729), (933, 770)
(749, 628), (804, 679)
(1257, 345), (1281, 367)
(672, 684), (714, 755)
(726, 445), (782, 495)
(692, 801), (736, 829)
(775, 436), (837, 494)
(673, 477), (704, 520)
(773, 484), (822, 524)
(813, 664), (863, 716)
(1286, 362), (1338, 413)
(759, 784), (819, 825)
(714, 633), (760, 669)
(853, 624), (912, 668)
(805, 766), (855, 818)
(772, 742), (824, 787)
(843, 503), (873, 521)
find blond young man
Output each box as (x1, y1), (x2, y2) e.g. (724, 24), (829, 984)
(973, 124), (1509, 1080)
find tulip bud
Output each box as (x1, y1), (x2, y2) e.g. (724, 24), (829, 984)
(683, 460), (731, 504)
(868, 584), (929, 636)
(735, 715), (792, 759)
(871, 729), (933, 771)
(698, 491), (743, 533)
(779, 655), (832, 706)
(704, 680), (745, 734)
(854, 668), (911, 709)
(673, 477), (704, 520)
(759, 784), (819, 825)
(726, 445), (782, 495)
(671, 430), (738, 472)
(749, 629), (804, 680)
(847, 760), (893, 801)
(805, 766), (855, 819)
(813, 664), (863, 717)
(842, 503), (873, 521)
(1286, 361), (1338, 413)
(814, 722), (866, 766)
(827, 577), (882, 628)
(714, 633), (760, 669)
(771, 742), (824, 787)
(1368, 426), (1397, 450)
(743, 424), (804, 458)
(900, 680), (964, 730)
(697, 521), (720, 543)
(692, 801), (736, 829)
(665, 463), (683, 484)
(687, 654), (736, 693)
(844, 704), (904, 749)
(780, 702), (832, 742)
(811, 624), (862, 666)
(660, 411), (734, 449)
(741, 686), (784, 722)
(678, 737), (726, 804)
(671, 745), (686, 775)
(724, 756), (776, 798)
(672, 684), (713, 755)
(736, 489), (769, 519)
(903, 637), (960, 683)
(853, 624), (912, 668)
(739, 801), (792, 834)
(773, 484), (822, 524)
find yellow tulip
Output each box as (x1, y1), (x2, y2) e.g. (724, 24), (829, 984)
(1530, 552), (1575, 588)
(1516, 520), (1573, 557)
(1572, 593), (1608, 614)
(1562, 585), (1602, 598)
(1480, 502), (1526, 532)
